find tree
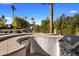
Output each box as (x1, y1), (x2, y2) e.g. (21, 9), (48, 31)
(58, 16), (63, 35)
(1, 15), (7, 25)
(12, 16), (30, 29)
(31, 17), (36, 32)
(1, 15), (5, 20)
(0, 15), (7, 28)
(41, 17), (50, 33)
(11, 5), (16, 21)
(35, 25), (41, 32)
(31, 17), (35, 24)
(54, 13), (79, 35)
(25, 16), (27, 19)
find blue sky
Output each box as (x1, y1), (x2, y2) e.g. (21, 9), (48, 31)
(0, 3), (50, 25)
(0, 3), (79, 25)
(53, 3), (79, 20)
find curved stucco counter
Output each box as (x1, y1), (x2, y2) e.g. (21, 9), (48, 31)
(0, 34), (63, 56)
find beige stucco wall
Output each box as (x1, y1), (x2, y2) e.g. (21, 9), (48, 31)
(30, 35), (63, 56)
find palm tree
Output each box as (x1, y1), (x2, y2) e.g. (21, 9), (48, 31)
(42, 3), (53, 33)
(25, 16), (27, 19)
(33, 21), (35, 25)
(0, 15), (7, 28)
(11, 5), (16, 21)
(1, 15), (7, 24)
(59, 16), (63, 35)
(31, 17), (35, 32)
(50, 3), (53, 33)
(31, 17), (34, 24)
(1, 15), (5, 20)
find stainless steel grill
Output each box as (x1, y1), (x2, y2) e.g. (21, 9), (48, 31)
(59, 35), (79, 56)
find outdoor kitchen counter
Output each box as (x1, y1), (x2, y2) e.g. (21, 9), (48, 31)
(0, 35), (34, 56)
(0, 34), (63, 56)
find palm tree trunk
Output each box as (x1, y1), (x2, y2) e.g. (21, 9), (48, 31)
(50, 3), (54, 33)
(13, 11), (15, 28)
(13, 11), (14, 20)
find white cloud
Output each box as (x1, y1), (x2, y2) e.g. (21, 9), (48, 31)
(0, 3), (11, 4)
(5, 17), (12, 24)
(70, 10), (78, 13)
(5, 17), (11, 20)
